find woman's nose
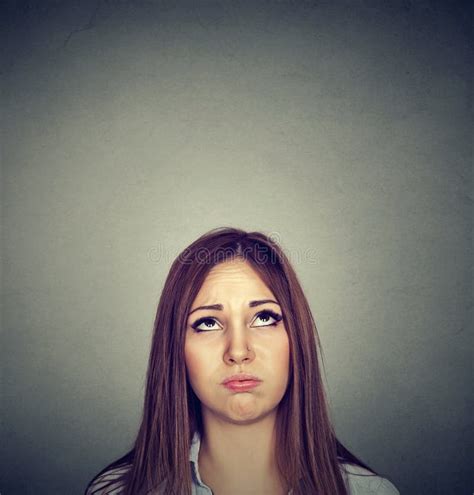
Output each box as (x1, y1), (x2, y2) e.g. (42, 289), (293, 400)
(223, 323), (255, 365)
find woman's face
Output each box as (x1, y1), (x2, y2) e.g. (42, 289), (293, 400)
(185, 258), (290, 424)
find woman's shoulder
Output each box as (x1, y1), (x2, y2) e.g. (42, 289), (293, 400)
(84, 463), (131, 495)
(340, 462), (400, 495)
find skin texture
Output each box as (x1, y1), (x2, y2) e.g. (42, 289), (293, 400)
(184, 258), (290, 495)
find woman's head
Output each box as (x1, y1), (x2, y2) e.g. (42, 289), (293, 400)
(152, 227), (322, 436)
(119, 227), (372, 495)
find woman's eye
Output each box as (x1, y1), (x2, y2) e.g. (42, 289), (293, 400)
(251, 310), (283, 328)
(191, 318), (221, 332)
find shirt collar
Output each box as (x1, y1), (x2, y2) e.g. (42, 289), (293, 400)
(189, 430), (207, 488)
(189, 430), (201, 464)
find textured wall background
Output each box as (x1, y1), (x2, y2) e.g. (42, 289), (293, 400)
(1, 1), (471, 494)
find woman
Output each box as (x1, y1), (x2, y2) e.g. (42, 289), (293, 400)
(85, 227), (400, 495)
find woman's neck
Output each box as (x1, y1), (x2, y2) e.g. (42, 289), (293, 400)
(197, 410), (288, 495)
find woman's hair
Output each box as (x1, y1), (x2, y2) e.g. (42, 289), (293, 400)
(86, 227), (376, 495)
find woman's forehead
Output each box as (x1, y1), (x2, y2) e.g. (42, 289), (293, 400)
(202, 259), (262, 284)
(193, 259), (275, 300)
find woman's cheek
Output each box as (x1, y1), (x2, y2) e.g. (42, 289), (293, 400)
(184, 343), (201, 384)
(185, 342), (213, 386)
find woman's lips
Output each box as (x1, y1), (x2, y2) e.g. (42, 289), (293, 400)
(223, 380), (261, 392)
(221, 373), (261, 384)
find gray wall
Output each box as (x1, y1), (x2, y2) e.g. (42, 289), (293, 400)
(1, 1), (471, 494)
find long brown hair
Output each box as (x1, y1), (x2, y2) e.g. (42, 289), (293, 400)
(86, 227), (376, 495)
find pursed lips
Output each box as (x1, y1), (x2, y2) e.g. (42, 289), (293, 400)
(221, 373), (262, 384)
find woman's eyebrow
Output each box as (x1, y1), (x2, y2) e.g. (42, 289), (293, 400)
(188, 299), (279, 315)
